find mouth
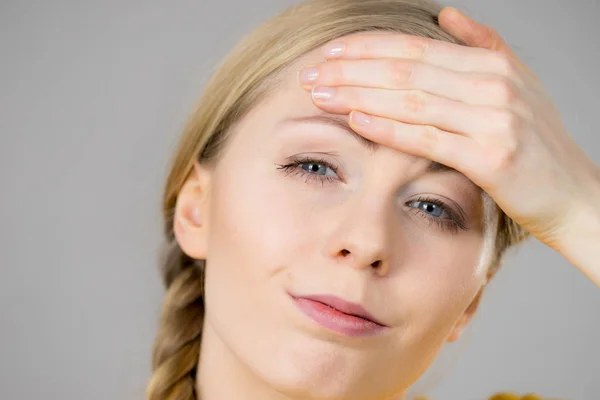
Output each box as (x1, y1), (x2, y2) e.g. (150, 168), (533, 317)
(289, 293), (389, 337)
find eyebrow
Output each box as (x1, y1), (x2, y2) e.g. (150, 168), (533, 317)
(280, 113), (458, 175)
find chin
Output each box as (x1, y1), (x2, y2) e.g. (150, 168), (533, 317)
(246, 331), (387, 400)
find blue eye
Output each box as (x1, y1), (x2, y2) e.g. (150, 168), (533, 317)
(407, 197), (467, 234)
(410, 200), (445, 218)
(275, 156), (341, 185)
(300, 162), (337, 176)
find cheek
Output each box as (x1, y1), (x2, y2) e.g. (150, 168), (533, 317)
(206, 157), (314, 292)
(400, 234), (487, 336)
(376, 237), (487, 385)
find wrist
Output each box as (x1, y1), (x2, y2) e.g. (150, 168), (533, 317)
(555, 175), (600, 286)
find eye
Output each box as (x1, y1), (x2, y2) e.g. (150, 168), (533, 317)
(275, 155), (341, 185)
(299, 161), (337, 176)
(409, 199), (447, 218)
(407, 196), (468, 234)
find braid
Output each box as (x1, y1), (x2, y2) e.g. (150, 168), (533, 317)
(146, 241), (205, 400)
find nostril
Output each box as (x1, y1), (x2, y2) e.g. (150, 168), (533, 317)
(341, 249), (350, 256)
(371, 260), (382, 269)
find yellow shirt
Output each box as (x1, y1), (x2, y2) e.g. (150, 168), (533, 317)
(416, 393), (550, 400)
(489, 395), (544, 400)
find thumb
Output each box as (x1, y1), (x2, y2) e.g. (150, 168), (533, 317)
(438, 7), (531, 73)
(439, 7), (516, 56)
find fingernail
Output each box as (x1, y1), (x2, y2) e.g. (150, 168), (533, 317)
(351, 111), (371, 126)
(322, 41), (345, 58)
(299, 66), (319, 85)
(311, 86), (336, 101)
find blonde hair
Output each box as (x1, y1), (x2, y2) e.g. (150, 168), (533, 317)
(146, 0), (530, 398)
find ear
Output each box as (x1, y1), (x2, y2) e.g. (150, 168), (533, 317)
(173, 160), (212, 260)
(445, 287), (484, 343)
(446, 267), (497, 342)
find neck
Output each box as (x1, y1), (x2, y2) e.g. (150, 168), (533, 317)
(197, 321), (407, 400)
(197, 320), (297, 400)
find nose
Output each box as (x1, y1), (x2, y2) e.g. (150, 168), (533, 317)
(323, 196), (393, 277)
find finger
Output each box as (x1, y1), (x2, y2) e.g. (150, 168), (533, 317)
(438, 7), (531, 74)
(311, 85), (529, 140)
(298, 58), (525, 107)
(438, 7), (516, 56)
(348, 110), (483, 175)
(321, 32), (516, 76)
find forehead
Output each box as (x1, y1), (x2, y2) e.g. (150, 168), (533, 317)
(249, 33), (459, 177)
(236, 48), (332, 135)
(227, 36), (497, 234)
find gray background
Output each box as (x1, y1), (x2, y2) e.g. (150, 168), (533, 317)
(1, 0), (599, 399)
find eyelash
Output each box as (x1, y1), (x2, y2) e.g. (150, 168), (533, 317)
(275, 156), (467, 234)
(275, 155), (340, 186)
(407, 196), (466, 234)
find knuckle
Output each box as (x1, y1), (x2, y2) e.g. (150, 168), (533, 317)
(419, 125), (441, 155)
(492, 51), (517, 77)
(389, 59), (414, 88)
(404, 90), (427, 113)
(489, 145), (517, 172)
(469, 24), (496, 48)
(404, 35), (430, 60)
(491, 78), (518, 104)
(518, 101), (535, 121)
(496, 109), (523, 133)
(481, 25), (499, 45)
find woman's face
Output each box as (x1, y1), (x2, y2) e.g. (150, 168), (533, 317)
(176, 40), (492, 400)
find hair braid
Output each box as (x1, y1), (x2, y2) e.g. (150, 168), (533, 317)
(146, 241), (205, 400)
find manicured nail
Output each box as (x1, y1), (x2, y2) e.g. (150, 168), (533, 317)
(322, 41), (345, 58)
(311, 86), (336, 101)
(351, 111), (371, 126)
(299, 66), (319, 85)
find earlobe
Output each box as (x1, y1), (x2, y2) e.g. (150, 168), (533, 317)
(173, 161), (212, 260)
(446, 314), (469, 343)
(446, 287), (485, 343)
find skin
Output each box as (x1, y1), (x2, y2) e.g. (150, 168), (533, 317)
(303, 8), (600, 286)
(173, 7), (600, 400)
(176, 43), (491, 400)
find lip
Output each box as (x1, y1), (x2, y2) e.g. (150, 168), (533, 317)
(289, 293), (389, 337)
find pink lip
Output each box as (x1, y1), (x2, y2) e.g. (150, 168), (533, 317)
(289, 293), (389, 337)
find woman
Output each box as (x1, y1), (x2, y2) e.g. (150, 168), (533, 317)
(146, 0), (600, 399)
